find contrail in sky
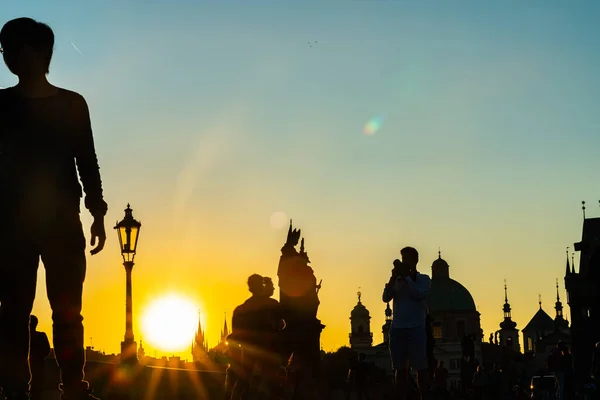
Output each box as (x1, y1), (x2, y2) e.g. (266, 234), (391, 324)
(71, 42), (83, 56)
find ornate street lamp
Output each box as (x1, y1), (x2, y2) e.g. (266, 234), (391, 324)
(115, 204), (141, 365)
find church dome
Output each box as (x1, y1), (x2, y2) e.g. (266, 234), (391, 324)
(432, 257), (450, 269)
(427, 253), (477, 313)
(428, 278), (477, 313)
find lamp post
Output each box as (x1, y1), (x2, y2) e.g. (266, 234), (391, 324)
(115, 204), (142, 365)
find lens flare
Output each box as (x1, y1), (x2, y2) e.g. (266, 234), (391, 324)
(270, 212), (289, 230)
(363, 116), (384, 136)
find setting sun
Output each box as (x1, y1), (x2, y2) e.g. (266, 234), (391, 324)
(141, 294), (199, 353)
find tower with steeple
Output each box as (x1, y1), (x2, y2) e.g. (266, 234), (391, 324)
(522, 295), (555, 353)
(554, 277), (569, 330)
(221, 312), (229, 343)
(349, 290), (373, 349)
(565, 201), (600, 378)
(498, 280), (520, 351)
(192, 312), (208, 362)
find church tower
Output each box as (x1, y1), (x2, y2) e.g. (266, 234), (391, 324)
(220, 312), (229, 343)
(498, 280), (520, 351)
(349, 290), (373, 349)
(382, 302), (392, 345)
(565, 201), (600, 377)
(192, 311), (207, 362)
(554, 277), (569, 330)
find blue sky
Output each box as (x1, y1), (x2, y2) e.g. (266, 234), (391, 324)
(2, 0), (600, 354)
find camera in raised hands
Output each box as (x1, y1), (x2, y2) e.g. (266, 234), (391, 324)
(392, 259), (411, 280)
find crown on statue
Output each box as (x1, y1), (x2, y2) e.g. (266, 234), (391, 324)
(285, 220), (302, 248)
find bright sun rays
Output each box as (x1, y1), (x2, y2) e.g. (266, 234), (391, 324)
(141, 294), (199, 353)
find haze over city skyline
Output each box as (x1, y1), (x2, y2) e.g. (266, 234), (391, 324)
(2, 0), (599, 359)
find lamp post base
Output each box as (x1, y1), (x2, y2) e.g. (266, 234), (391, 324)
(120, 339), (138, 365)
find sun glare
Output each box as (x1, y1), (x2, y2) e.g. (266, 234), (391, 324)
(141, 294), (199, 353)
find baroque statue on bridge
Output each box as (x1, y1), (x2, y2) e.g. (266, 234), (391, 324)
(277, 220), (325, 386)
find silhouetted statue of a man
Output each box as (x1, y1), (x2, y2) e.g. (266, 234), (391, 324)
(0, 18), (108, 400)
(29, 315), (51, 400)
(277, 221), (324, 397)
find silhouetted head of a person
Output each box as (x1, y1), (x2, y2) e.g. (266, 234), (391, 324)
(247, 274), (264, 295)
(400, 246), (419, 269)
(30, 315), (39, 331)
(438, 360), (444, 368)
(0, 18), (54, 78)
(358, 353), (366, 362)
(263, 277), (275, 298)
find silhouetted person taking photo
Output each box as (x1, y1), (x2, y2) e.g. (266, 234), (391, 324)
(29, 315), (51, 400)
(382, 247), (432, 400)
(0, 17), (108, 400)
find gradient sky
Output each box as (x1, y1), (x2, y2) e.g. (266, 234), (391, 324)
(2, 0), (600, 359)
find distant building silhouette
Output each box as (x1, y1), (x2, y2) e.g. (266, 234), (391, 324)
(210, 313), (230, 354)
(382, 303), (392, 345)
(496, 281), (520, 352)
(345, 294), (403, 375)
(523, 298), (557, 349)
(427, 251), (482, 390)
(516, 278), (571, 373)
(192, 312), (208, 362)
(221, 314), (229, 344)
(349, 290), (373, 349)
(565, 201), (599, 380)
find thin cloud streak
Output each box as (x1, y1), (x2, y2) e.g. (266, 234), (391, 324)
(71, 41), (83, 56)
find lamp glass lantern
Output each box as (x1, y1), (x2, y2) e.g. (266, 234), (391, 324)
(115, 204), (141, 263)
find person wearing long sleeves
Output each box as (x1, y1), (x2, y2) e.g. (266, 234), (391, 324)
(382, 247), (432, 400)
(0, 18), (108, 400)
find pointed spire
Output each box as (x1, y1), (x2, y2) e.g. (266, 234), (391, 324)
(539, 294), (542, 309)
(500, 280), (516, 330)
(582, 201), (586, 219)
(223, 312), (229, 338)
(197, 310), (203, 336)
(555, 278), (565, 321)
(566, 246), (571, 276)
(438, 247), (441, 259)
(357, 287), (362, 303)
(288, 219), (293, 236)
